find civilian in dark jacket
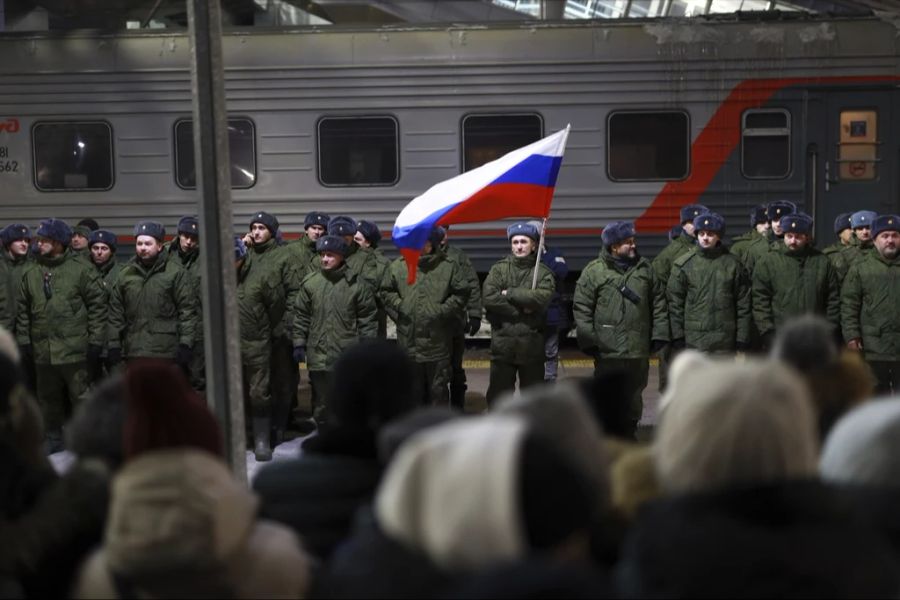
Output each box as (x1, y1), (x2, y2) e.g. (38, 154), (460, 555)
(531, 221), (569, 382)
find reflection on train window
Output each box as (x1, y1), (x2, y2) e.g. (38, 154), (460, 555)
(607, 112), (689, 181)
(838, 110), (877, 181)
(318, 117), (399, 186)
(742, 109), (791, 179)
(33, 122), (113, 191)
(462, 114), (543, 171)
(175, 118), (256, 189)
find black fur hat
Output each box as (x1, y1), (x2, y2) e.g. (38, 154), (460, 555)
(766, 200), (796, 222)
(693, 212), (726, 235)
(680, 204), (708, 224)
(0, 224), (30, 247)
(833, 212), (853, 235)
(89, 229), (118, 252)
(872, 214), (900, 239)
(601, 220), (636, 247)
(133, 221), (165, 242)
(327, 215), (358, 238)
(249, 211), (279, 234)
(36, 218), (72, 247)
(304, 211), (331, 230)
(357, 220), (382, 247)
(781, 213), (813, 235)
(751, 204), (768, 227)
(177, 215), (199, 236)
(316, 235), (349, 256)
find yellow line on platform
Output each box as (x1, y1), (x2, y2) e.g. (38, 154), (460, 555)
(462, 358), (660, 369)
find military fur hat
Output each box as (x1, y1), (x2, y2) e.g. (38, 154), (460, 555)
(357, 220), (382, 247)
(234, 236), (247, 261)
(316, 235), (349, 256)
(89, 230), (118, 252)
(133, 221), (165, 242)
(304, 211), (331, 230)
(780, 213), (813, 236)
(249, 211), (279, 234)
(693, 212), (726, 235)
(750, 204), (768, 227)
(680, 204), (708, 224)
(834, 212), (853, 235)
(507, 221), (540, 242)
(872, 214), (900, 239)
(766, 200), (796, 222)
(36, 218), (72, 247)
(327, 215), (358, 238)
(177, 215), (199, 236)
(668, 224), (683, 241)
(72, 225), (92, 240)
(850, 210), (877, 230)
(0, 224), (31, 247)
(601, 221), (636, 247)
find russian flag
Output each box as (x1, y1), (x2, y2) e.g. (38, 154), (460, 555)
(393, 125), (570, 281)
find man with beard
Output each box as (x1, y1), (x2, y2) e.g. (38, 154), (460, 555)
(1, 223), (32, 332)
(15, 218), (106, 452)
(292, 235), (377, 429)
(482, 222), (555, 405)
(668, 212), (751, 355)
(841, 214), (900, 393)
(752, 213), (840, 349)
(574, 221), (668, 436)
(107, 221), (199, 373)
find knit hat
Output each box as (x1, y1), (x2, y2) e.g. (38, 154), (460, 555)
(506, 221), (540, 242)
(780, 212), (813, 236)
(356, 220), (382, 247)
(820, 398), (900, 489)
(327, 215), (358, 238)
(133, 221), (165, 242)
(601, 221), (636, 247)
(315, 235), (349, 257)
(249, 211), (279, 234)
(834, 212), (853, 235)
(750, 204), (768, 227)
(35, 218), (72, 247)
(177, 215), (199, 236)
(72, 225), (92, 241)
(850, 210), (877, 229)
(871, 214), (900, 239)
(304, 211), (331, 230)
(680, 204), (708, 224)
(123, 359), (222, 460)
(0, 224), (30, 247)
(76, 218), (99, 232)
(693, 212), (726, 235)
(89, 229), (118, 252)
(234, 236), (247, 261)
(766, 200), (796, 222)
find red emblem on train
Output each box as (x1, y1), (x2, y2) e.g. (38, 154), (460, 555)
(0, 118), (20, 133)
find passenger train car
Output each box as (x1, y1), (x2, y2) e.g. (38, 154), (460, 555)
(0, 13), (898, 271)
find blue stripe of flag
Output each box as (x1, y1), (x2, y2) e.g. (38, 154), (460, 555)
(490, 154), (563, 188)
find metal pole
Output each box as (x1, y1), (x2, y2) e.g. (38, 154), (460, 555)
(187, 0), (247, 482)
(532, 217), (547, 290)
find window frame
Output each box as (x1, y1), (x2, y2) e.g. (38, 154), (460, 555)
(460, 112), (545, 172)
(32, 120), (115, 192)
(316, 114), (400, 187)
(740, 108), (792, 180)
(606, 110), (691, 182)
(173, 116), (258, 190)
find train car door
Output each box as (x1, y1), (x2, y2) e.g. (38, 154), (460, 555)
(813, 89), (899, 240)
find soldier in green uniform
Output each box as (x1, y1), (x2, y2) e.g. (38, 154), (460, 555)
(292, 235), (378, 427)
(382, 226), (470, 406)
(482, 222), (555, 406)
(164, 215), (205, 391)
(651, 203), (707, 391)
(752, 213), (840, 349)
(69, 218), (97, 262)
(841, 210), (878, 268)
(285, 211), (330, 272)
(1, 223), (32, 332)
(354, 220), (393, 339)
(574, 221), (668, 436)
(822, 212), (853, 281)
(440, 225), (482, 410)
(668, 212), (751, 355)
(16, 218), (107, 452)
(742, 200), (796, 272)
(841, 214), (900, 394)
(730, 204), (769, 266)
(88, 230), (123, 287)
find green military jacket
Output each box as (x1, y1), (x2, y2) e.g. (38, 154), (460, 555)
(667, 245), (752, 353)
(382, 248), (470, 363)
(752, 245), (841, 336)
(283, 236), (320, 273)
(164, 241), (200, 276)
(841, 251), (900, 361)
(15, 249), (107, 365)
(237, 257), (284, 364)
(293, 264), (378, 372)
(730, 229), (765, 267)
(1, 252), (31, 332)
(574, 249), (669, 359)
(651, 231), (694, 286)
(95, 257), (124, 289)
(740, 233), (775, 273)
(822, 241), (851, 282)
(840, 236), (876, 272)
(482, 253), (555, 364)
(357, 246), (392, 338)
(445, 244), (483, 332)
(108, 255), (199, 359)
(239, 238), (306, 340)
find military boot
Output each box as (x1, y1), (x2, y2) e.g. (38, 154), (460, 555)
(252, 417), (273, 462)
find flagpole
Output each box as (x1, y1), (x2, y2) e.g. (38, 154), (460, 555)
(532, 217), (547, 290)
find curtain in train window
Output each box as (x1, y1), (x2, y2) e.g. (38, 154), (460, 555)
(607, 111), (689, 181)
(32, 122), (114, 191)
(462, 114), (543, 172)
(175, 118), (256, 189)
(741, 109), (791, 179)
(317, 117), (399, 186)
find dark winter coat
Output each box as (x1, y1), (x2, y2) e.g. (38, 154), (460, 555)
(237, 257), (285, 364)
(445, 244), (483, 332)
(482, 254), (555, 364)
(650, 230), (694, 285)
(240, 238), (307, 340)
(0, 253), (30, 333)
(163, 240), (200, 276)
(730, 229), (765, 267)
(841, 251), (900, 361)
(540, 244), (569, 328)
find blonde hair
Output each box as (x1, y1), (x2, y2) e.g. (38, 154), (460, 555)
(654, 359), (818, 495)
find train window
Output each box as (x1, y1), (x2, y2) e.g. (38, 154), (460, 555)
(607, 112), (689, 181)
(318, 116), (399, 186)
(174, 118), (256, 189)
(32, 122), (113, 191)
(742, 109), (791, 179)
(462, 114), (543, 171)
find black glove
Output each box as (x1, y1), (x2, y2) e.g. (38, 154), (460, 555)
(467, 317), (482, 336)
(175, 343), (193, 368)
(736, 341), (750, 353)
(86, 344), (103, 382)
(650, 339), (666, 355)
(106, 347), (122, 370)
(293, 346), (306, 365)
(670, 338), (686, 351)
